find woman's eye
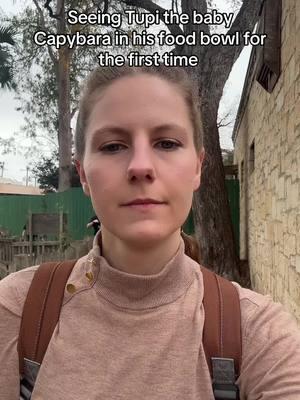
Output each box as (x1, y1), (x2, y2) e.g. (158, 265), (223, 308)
(156, 140), (181, 150)
(99, 140), (181, 153)
(100, 143), (125, 153)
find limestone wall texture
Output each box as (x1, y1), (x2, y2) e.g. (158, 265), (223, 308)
(233, 0), (300, 322)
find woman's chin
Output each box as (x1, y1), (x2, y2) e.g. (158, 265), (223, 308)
(101, 223), (180, 248)
(122, 229), (169, 247)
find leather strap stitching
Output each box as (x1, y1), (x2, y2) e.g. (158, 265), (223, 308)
(216, 274), (224, 358)
(31, 262), (62, 360)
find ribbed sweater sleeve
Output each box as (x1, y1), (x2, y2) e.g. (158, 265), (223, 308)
(236, 285), (300, 398)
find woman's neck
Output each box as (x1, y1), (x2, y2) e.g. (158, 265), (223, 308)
(99, 228), (181, 275)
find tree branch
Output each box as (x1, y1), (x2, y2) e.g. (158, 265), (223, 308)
(217, 109), (235, 128)
(226, 0), (262, 50)
(204, 0), (263, 104)
(44, 0), (61, 20)
(120, 0), (183, 37)
(217, 120), (234, 128)
(32, 0), (57, 64)
(181, 0), (210, 36)
(91, 0), (108, 12)
(71, 107), (77, 119)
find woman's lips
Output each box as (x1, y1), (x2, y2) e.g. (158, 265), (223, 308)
(122, 203), (166, 211)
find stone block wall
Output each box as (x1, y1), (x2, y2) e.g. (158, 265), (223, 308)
(234, 0), (300, 322)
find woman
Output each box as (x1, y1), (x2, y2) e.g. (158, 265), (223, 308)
(0, 65), (300, 399)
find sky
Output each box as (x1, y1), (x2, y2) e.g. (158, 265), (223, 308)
(0, 0), (252, 183)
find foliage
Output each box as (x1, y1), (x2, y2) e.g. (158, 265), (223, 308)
(7, 0), (152, 159)
(0, 24), (16, 89)
(10, 4), (93, 154)
(32, 151), (81, 193)
(222, 149), (234, 166)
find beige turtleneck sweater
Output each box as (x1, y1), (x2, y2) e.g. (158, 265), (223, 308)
(0, 232), (300, 399)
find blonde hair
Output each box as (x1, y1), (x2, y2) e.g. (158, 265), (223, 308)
(75, 65), (203, 264)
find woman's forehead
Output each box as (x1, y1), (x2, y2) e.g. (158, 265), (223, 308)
(82, 73), (196, 149)
(88, 75), (190, 123)
(93, 73), (185, 105)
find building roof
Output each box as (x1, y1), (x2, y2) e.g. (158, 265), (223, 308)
(0, 178), (43, 195)
(231, 46), (257, 144)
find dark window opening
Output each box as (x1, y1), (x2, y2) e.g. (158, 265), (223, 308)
(249, 141), (255, 174)
(240, 160), (244, 189)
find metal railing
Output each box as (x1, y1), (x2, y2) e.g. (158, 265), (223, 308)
(0, 238), (64, 277)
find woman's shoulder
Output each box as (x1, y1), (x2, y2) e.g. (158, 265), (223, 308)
(0, 265), (39, 316)
(0, 255), (89, 317)
(232, 284), (300, 395)
(232, 282), (299, 341)
(233, 281), (272, 311)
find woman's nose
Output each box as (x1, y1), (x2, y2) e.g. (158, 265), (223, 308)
(126, 143), (156, 182)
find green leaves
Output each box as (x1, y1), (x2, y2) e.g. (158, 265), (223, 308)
(0, 24), (16, 89)
(0, 25), (16, 46)
(32, 151), (81, 192)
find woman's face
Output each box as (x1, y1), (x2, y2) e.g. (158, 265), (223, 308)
(76, 74), (204, 247)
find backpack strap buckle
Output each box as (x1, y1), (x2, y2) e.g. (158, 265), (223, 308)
(20, 358), (40, 400)
(212, 358), (239, 400)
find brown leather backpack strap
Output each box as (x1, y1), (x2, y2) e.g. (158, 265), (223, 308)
(18, 259), (77, 375)
(201, 266), (242, 379)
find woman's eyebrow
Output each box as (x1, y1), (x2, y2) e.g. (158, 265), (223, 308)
(91, 124), (188, 138)
(91, 126), (129, 138)
(153, 124), (188, 136)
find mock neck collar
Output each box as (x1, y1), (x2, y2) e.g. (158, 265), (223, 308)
(86, 230), (195, 310)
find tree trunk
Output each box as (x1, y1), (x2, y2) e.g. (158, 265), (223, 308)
(192, 98), (239, 280)
(57, 0), (72, 192)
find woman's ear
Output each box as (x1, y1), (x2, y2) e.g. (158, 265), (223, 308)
(193, 148), (205, 191)
(74, 159), (90, 197)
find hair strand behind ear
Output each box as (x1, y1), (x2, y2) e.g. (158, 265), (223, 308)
(181, 231), (201, 264)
